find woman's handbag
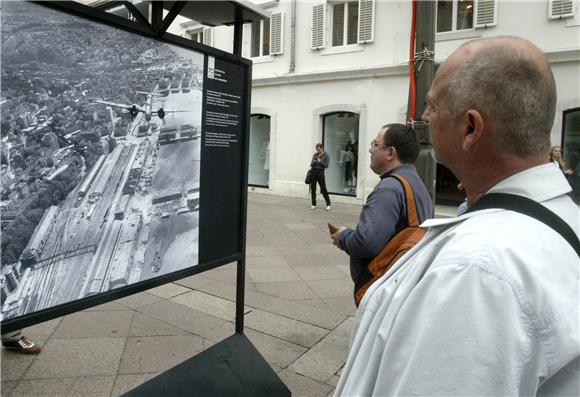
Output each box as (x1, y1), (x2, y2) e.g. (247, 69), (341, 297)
(305, 169), (312, 184)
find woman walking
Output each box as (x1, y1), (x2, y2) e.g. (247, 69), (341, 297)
(309, 143), (331, 210)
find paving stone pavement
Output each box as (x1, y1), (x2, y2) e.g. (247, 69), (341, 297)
(1, 192), (452, 397)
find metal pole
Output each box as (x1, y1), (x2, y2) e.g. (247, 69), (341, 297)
(233, 6), (243, 56)
(160, 1), (186, 34)
(235, 21), (253, 334)
(150, 1), (163, 37)
(235, 258), (245, 334)
(412, 0), (437, 201)
(289, 0), (296, 73)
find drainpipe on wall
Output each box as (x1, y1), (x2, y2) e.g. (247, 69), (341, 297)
(289, 0), (296, 73)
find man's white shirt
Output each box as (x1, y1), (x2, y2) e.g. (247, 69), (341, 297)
(335, 163), (579, 396)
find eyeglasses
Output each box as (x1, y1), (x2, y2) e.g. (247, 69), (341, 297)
(370, 140), (389, 149)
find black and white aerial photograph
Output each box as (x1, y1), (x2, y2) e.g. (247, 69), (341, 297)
(0, 2), (203, 321)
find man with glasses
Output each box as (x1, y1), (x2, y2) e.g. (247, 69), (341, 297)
(331, 123), (433, 300)
(335, 37), (579, 396)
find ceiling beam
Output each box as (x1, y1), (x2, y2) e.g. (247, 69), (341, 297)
(160, 1), (186, 34)
(122, 1), (150, 27)
(94, 0), (123, 11)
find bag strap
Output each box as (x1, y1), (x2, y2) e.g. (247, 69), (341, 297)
(467, 193), (580, 257)
(389, 174), (420, 227)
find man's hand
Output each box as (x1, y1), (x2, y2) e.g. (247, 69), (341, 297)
(331, 226), (347, 249)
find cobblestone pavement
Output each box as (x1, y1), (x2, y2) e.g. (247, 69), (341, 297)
(1, 192), (453, 397)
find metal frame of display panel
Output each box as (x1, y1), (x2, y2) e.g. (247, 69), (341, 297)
(1, 0), (252, 335)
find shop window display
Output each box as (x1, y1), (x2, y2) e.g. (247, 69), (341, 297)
(562, 108), (580, 203)
(249, 114), (270, 187)
(322, 112), (359, 196)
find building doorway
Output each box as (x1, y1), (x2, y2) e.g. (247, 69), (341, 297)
(249, 114), (270, 187)
(562, 107), (580, 203)
(322, 112), (359, 196)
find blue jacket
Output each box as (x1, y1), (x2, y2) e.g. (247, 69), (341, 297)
(340, 164), (434, 284)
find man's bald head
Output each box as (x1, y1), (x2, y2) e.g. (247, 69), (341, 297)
(440, 36), (556, 157)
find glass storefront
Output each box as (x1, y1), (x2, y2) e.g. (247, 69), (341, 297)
(562, 108), (580, 203)
(435, 163), (464, 205)
(249, 114), (270, 187)
(322, 112), (359, 196)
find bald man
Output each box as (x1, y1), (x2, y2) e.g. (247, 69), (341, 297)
(335, 37), (579, 396)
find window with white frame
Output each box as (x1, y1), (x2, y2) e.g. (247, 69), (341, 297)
(250, 13), (283, 58)
(331, 1), (359, 47)
(186, 27), (213, 46)
(437, 0), (497, 33)
(252, 19), (270, 57)
(188, 29), (204, 44)
(311, 0), (374, 50)
(437, 0), (474, 32)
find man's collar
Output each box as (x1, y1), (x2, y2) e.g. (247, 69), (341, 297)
(421, 163), (572, 229)
(487, 163), (570, 201)
(380, 164), (415, 179)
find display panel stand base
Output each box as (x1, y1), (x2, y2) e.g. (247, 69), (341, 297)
(122, 333), (291, 397)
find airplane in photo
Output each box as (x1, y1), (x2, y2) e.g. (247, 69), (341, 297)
(95, 91), (187, 121)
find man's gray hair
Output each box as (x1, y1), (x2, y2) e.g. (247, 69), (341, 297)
(446, 36), (556, 157)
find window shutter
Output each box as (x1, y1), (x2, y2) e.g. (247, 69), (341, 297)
(549, 0), (574, 18)
(358, 0), (375, 43)
(202, 27), (213, 46)
(311, 4), (325, 50)
(270, 12), (284, 55)
(474, 0), (497, 28)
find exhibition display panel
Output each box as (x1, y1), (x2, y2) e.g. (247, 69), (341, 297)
(1, 0), (248, 334)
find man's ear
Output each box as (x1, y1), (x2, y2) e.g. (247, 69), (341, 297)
(462, 109), (484, 151)
(386, 146), (397, 161)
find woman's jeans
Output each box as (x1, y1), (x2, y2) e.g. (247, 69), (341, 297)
(310, 171), (331, 206)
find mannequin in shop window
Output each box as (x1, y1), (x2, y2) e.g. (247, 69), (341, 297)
(340, 141), (357, 194)
(342, 143), (357, 194)
(264, 140), (270, 171)
(351, 140), (358, 192)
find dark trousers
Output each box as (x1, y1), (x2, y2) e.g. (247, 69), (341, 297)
(310, 171), (331, 206)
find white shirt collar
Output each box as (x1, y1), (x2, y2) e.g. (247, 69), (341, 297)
(421, 163), (572, 229)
